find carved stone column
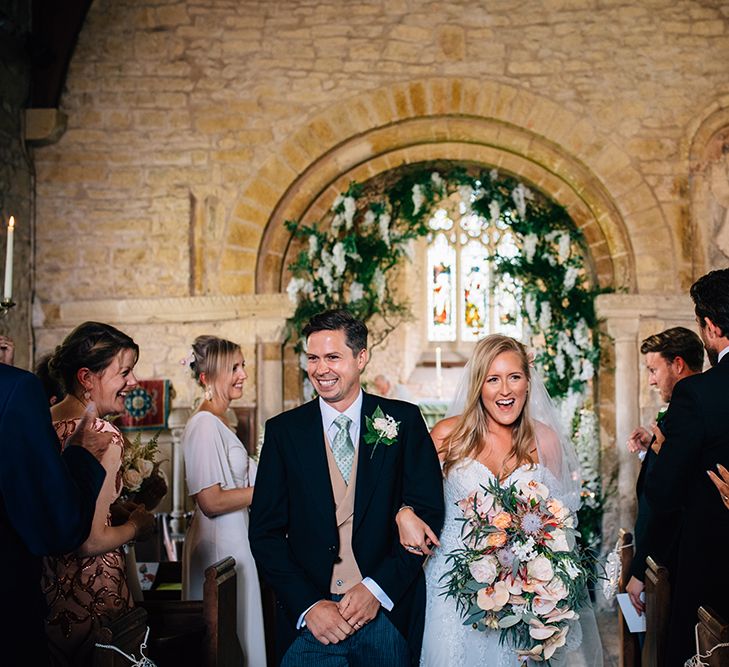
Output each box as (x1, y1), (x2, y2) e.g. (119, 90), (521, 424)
(257, 340), (283, 430)
(168, 406), (191, 541)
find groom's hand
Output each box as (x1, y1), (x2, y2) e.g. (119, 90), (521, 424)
(305, 601), (354, 645)
(338, 583), (380, 630)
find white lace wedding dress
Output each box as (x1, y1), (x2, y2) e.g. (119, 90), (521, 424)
(421, 458), (596, 667)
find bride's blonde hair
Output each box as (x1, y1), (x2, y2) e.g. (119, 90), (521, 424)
(442, 335), (535, 478)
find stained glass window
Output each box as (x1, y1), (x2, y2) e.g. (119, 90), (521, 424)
(426, 194), (523, 342)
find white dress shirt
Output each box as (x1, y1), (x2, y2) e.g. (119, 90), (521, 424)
(296, 390), (394, 628)
(718, 345), (729, 364)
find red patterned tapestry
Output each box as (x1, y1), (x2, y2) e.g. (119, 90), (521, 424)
(117, 379), (170, 431)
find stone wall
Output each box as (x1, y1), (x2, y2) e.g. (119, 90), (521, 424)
(0, 1), (33, 369)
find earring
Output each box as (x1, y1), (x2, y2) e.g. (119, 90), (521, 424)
(204, 385), (213, 401)
(83, 389), (91, 402)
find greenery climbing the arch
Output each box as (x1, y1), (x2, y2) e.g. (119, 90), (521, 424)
(285, 164), (604, 403)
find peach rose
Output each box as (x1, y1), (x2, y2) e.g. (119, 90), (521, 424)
(136, 458), (154, 479)
(485, 531), (508, 548)
(123, 468), (143, 492)
(491, 511), (513, 530)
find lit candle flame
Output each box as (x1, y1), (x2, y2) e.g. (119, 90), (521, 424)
(8, 216), (14, 230)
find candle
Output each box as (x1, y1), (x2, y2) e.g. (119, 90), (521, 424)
(435, 346), (442, 381)
(3, 216), (14, 301)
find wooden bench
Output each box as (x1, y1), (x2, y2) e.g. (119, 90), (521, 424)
(93, 607), (150, 667)
(696, 606), (729, 666)
(641, 557), (670, 667)
(617, 529), (641, 667)
(139, 556), (243, 667)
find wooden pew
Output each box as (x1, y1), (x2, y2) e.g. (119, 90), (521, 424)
(696, 606), (729, 666)
(617, 529), (641, 667)
(93, 607), (150, 667)
(139, 556), (243, 667)
(641, 557), (670, 667)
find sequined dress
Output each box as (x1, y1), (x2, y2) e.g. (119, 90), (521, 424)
(42, 418), (132, 667)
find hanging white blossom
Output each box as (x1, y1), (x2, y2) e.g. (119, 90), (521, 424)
(330, 213), (344, 233)
(378, 212), (391, 248)
(302, 377), (316, 401)
(349, 281), (364, 302)
(490, 168), (499, 181)
(307, 235), (319, 260)
(363, 209), (376, 227)
(525, 292), (538, 323)
(286, 277), (305, 304)
(523, 233), (538, 263)
(431, 172), (444, 192)
(539, 301), (552, 331)
(579, 358), (595, 381)
(563, 266), (579, 292)
(412, 185), (425, 215)
(489, 200), (501, 226)
(332, 242), (347, 277)
(574, 319), (591, 350)
(299, 351), (309, 371)
(458, 185), (473, 206)
(331, 194), (344, 212)
(557, 233), (571, 264)
(512, 183), (528, 218)
(343, 197), (356, 230)
(554, 351), (566, 379)
(373, 267), (386, 303)
(315, 264), (334, 291)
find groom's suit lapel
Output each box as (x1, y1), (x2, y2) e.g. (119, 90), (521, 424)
(353, 391), (388, 535)
(295, 399), (337, 530)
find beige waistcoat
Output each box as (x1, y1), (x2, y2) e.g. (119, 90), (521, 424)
(324, 433), (363, 594)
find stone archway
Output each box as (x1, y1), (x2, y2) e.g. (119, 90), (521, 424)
(214, 77), (677, 298)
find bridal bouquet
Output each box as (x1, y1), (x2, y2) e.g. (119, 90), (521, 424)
(443, 476), (593, 664)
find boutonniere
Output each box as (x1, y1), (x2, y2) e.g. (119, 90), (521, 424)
(363, 405), (400, 459)
(656, 406), (668, 423)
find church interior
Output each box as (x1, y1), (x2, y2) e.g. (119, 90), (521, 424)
(2, 0), (729, 664)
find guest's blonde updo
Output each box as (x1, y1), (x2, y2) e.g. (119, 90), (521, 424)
(189, 335), (241, 396)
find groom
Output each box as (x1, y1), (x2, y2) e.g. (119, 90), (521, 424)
(250, 309), (444, 666)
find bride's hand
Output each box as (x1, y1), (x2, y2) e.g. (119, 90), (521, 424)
(395, 507), (440, 556)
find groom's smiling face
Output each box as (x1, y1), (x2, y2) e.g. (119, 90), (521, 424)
(306, 329), (368, 410)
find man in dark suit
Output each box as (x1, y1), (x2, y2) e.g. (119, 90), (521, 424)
(625, 327), (704, 614)
(0, 364), (107, 666)
(250, 310), (444, 666)
(643, 268), (729, 665)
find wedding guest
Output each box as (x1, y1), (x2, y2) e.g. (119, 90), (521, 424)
(643, 269), (729, 665)
(181, 335), (266, 666)
(0, 364), (107, 667)
(43, 322), (155, 666)
(372, 373), (414, 401)
(0, 334), (14, 365)
(35, 352), (65, 405)
(625, 327), (703, 614)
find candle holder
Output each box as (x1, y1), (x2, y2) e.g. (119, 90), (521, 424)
(0, 298), (16, 317)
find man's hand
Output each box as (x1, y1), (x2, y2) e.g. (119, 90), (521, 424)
(128, 504), (155, 542)
(0, 336), (15, 366)
(627, 426), (651, 454)
(708, 464), (729, 511)
(304, 600), (354, 645)
(395, 507), (440, 556)
(338, 583), (380, 630)
(67, 403), (112, 459)
(650, 423), (665, 454)
(626, 576), (645, 615)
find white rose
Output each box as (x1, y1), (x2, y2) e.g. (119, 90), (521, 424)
(137, 458), (154, 479)
(548, 528), (570, 552)
(373, 416), (398, 439)
(123, 468), (143, 492)
(527, 555), (554, 582)
(468, 555), (498, 585)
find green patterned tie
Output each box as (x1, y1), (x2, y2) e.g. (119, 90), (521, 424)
(332, 414), (355, 484)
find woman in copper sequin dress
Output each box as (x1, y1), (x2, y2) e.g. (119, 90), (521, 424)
(42, 322), (155, 666)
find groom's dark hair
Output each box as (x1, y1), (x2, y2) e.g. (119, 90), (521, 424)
(640, 327), (704, 372)
(302, 309), (368, 355)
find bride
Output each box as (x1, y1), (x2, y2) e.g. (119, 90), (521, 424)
(396, 335), (602, 666)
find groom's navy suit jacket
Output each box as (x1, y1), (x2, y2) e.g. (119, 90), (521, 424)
(249, 391), (445, 664)
(0, 364), (104, 665)
(645, 354), (729, 665)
